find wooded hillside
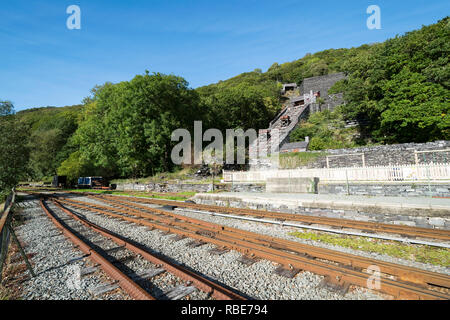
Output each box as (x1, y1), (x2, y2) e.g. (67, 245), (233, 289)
(1, 17), (448, 188)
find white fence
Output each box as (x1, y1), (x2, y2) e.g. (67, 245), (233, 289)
(223, 163), (450, 183)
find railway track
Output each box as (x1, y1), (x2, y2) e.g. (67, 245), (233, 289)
(93, 193), (450, 242)
(49, 193), (450, 300)
(39, 198), (245, 300)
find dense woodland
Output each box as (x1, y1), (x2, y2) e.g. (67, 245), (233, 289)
(0, 17), (448, 193)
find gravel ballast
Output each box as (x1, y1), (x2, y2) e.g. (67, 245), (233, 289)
(63, 195), (388, 300)
(13, 197), (208, 300)
(171, 208), (450, 276)
(14, 198), (130, 300)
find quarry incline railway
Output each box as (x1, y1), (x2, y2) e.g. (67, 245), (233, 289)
(39, 197), (246, 300)
(37, 192), (450, 300)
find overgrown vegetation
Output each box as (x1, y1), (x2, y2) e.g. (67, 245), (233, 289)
(279, 151), (327, 169)
(110, 168), (197, 184)
(290, 107), (365, 150)
(63, 189), (197, 201)
(17, 105), (82, 181)
(333, 17), (449, 144)
(289, 231), (450, 267)
(0, 102), (29, 201)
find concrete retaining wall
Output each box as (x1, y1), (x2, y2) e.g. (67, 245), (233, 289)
(193, 194), (450, 229)
(266, 177), (318, 193)
(116, 181), (450, 198)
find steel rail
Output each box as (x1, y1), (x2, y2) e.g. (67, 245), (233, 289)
(50, 199), (245, 300)
(28, 190), (449, 242)
(58, 197), (450, 300)
(39, 199), (155, 300)
(96, 194), (450, 242)
(177, 208), (450, 249)
(85, 195), (450, 289)
(55, 196), (450, 300)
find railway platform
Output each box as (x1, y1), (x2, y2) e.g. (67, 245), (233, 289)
(192, 192), (450, 229)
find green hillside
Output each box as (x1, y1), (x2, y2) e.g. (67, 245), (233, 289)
(15, 105), (82, 181)
(1, 17), (448, 189)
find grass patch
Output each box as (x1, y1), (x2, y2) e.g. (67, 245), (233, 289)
(110, 168), (198, 184)
(64, 189), (196, 201)
(289, 230), (450, 267)
(278, 152), (327, 169)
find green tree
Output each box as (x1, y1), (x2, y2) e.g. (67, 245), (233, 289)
(0, 101), (29, 199)
(339, 17), (450, 143)
(72, 72), (202, 178)
(15, 104), (81, 180)
(57, 151), (99, 184)
(379, 69), (450, 142)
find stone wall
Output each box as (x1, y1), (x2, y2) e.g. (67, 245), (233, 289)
(115, 181), (268, 194)
(230, 183), (265, 193)
(305, 140), (450, 168)
(228, 180), (450, 198)
(318, 182), (450, 197)
(299, 72), (346, 112)
(309, 93), (344, 113)
(280, 105), (310, 147)
(116, 182), (230, 193)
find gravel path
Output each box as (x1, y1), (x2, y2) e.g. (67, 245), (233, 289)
(65, 195), (387, 300)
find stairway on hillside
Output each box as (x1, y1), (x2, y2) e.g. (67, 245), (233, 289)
(249, 94), (310, 170)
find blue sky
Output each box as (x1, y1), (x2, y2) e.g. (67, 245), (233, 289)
(1, 0), (449, 111)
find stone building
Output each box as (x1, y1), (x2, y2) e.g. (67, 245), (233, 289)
(298, 72), (346, 113)
(281, 83), (298, 95)
(250, 73), (348, 169)
(280, 137), (310, 153)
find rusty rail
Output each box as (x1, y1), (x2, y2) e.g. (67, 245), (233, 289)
(49, 199), (245, 300)
(54, 195), (450, 300)
(0, 189), (16, 281)
(95, 194), (450, 242)
(40, 199), (155, 300)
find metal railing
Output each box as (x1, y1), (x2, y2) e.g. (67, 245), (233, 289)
(0, 189), (16, 282)
(223, 163), (450, 183)
(0, 189), (35, 282)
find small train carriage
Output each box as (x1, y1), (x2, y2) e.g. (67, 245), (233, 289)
(77, 176), (108, 189)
